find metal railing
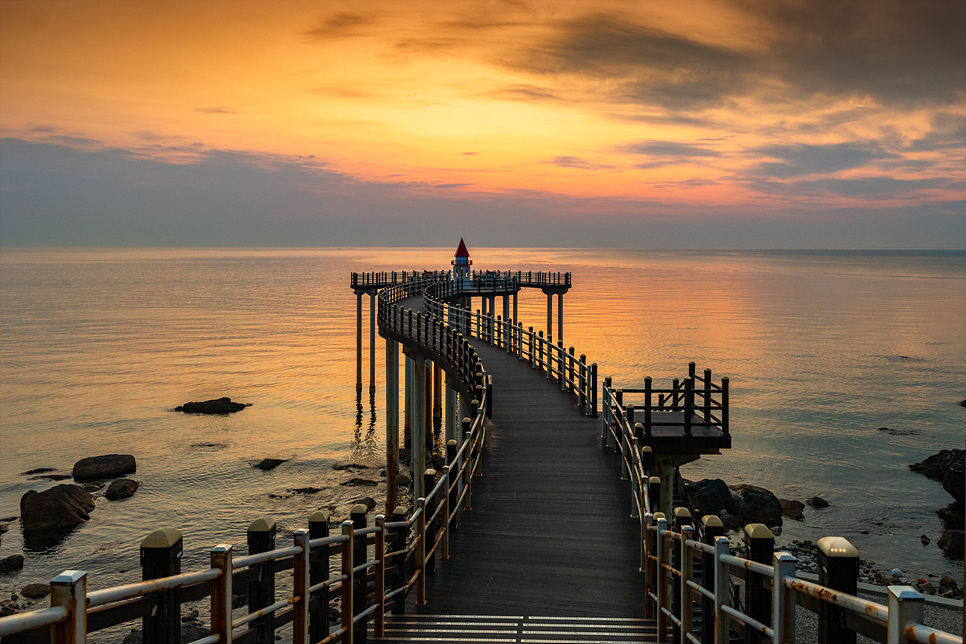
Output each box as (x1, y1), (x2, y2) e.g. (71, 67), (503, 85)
(601, 376), (962, 644)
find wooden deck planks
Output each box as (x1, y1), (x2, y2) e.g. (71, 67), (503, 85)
(412, 338), (648, 618)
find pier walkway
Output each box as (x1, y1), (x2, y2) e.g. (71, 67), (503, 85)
(411, 337), (647, 617)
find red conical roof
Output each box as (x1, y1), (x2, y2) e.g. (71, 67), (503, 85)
(455, 238), (469, 258)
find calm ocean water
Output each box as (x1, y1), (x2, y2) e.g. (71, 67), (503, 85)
(1, 247), (963, 600)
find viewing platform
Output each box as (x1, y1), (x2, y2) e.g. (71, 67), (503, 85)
(1, 241), (960, 644)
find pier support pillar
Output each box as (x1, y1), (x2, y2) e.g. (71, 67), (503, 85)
(512, 292), (518, 324)
(546, 293), (553, 343)
(652, 453), (700, 519)
(369, 292), (376, 393)
(404, 356), (414, 450)
(410, 353), (427, 500)
(433, 362), (442, 434)
(445, 378), (457, 444)
(356, 292), (363, 392)
(385, 339), (399, 515)
(557, 292), (563, 346)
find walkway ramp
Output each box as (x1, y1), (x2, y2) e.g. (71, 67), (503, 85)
(377, 615), (656, 643)
(411, 340), (648, 617)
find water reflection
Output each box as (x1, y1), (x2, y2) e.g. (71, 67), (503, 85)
(352, 387), (378, 459)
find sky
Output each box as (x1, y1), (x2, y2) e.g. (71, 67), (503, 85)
(1, 0), (964, 248)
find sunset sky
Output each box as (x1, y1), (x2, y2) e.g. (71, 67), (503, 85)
(1, 0), (964, 248)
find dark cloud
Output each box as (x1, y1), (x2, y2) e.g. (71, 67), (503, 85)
(503, 2), (965, 112)
(620, 141), (722, 158)
(750, 176), (954, 200)
(302, 12), (378, 39)
(747, 143), (895, 178)
(494, 84), (561, 102)
(549, 156), (613, 170)
(910, 113), (966, 152)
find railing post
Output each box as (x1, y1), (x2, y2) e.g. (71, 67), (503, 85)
(772, 552), (797, 644)
(578, 354), (587, 412)
(721, 377), (729, 435)
(591, 363), (598, 417)
(680, 524), (694, 642)
(441, 465), (451, 558)
(684, 378), (694, 436)
(621, 405), (633, 480)
(644, 377), (653, 437)
(528, 327), (534, 367)
(631, 437), (641, 519)
(887, 586), (925, 644)
(538, 330), (545, 374)
(350, 506), (368, 644)
(567, 346), (575, 394)
(817, 537), (859, 644)
(293, 530), (310, 644)
(713, 537), (730, 644)
(50, 570), (87, 644)
(648, 476), (662, 516)
(703, 368), (712, 423)
(463, 417), (474, 510)
(373, 517), (386, 639)
(643, 513), (655, 616)
(700, 516), (724, 644)
(558, 341), (566, 390)
(743, 524), (774, 644)
(390, 506), (408, 615)
(656, 516), (669, 643)
(416, 498), (427, 606)
(341, 521), (354, 644)
(447, 440), (460, 531)
(423, 470), (438, 575)
(139, 528), (183, 644)
(672, 509), (692, 644)
(309, 510), (331, 640)
(210, 545), (233, 644)
(247, 516), (277, 644)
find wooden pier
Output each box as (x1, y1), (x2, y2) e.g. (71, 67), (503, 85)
(1, 241), (961, 644)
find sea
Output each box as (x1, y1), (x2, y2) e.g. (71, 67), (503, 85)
(1, 247), (963, 604)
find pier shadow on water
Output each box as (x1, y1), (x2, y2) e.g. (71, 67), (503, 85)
(352, 387), (378, 459)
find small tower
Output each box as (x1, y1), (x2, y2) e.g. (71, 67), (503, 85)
(452, 238), (472, 281)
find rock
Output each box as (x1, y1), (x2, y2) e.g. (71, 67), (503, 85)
(20, 484), (95, 531)
(936, 503), (965, 529)
(254, 459), (288, 471)
(920, 534), (930, 545)
(807, 496), (830, 508)
(684, 479), (732, 518)
(340, 478), (378, 487)
(0, 600), (18, 616)
(29, 474), (71, 481)
(730, 484), (783, 525)
(232, 593), (247, 609)
(352, 497), (377, 512)
(332, 463), (368, 471)
(73, 454), (136, 481)
(105, 478), (140, 500)
(719, 512), (742, 528)
(1, 516), (17, 522)
(22, 468), (57, 476)
(779, 499), (805, 520)
(937, 529), (964, 556)
(182, 608), (200, 623)
(20, 583), (50, 599)
(942, 460), (964, 505)
(397, 473), (413, 488)
(910, 449), (965, 481)
(82, 482), (105, 493)
(0, 555), (25, 574)
(175, 397), (249, 414)
(398, 448), (411, 466)
(940, 574), (958, 590)
(122, 626), (211, 644)
(268, 487), (323, 499)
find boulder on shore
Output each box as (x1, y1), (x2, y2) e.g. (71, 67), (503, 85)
(807, 496), (830, 508)
(0, 555), (24, 574)
(105, 478), (140, 500)
(20, 484), (95, 531)
(73, 454), (136, 481)
(937, 529), (964, 557)
(730, 484), (783, 525)
(176, 397), (249, 414)
(942, 460), (964, 505)
(684, 479), (731, 518)
(779, 499), (805, 520)
(910, 449), (964, 481)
